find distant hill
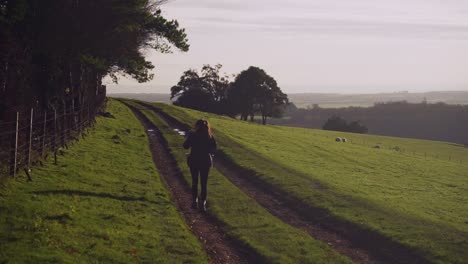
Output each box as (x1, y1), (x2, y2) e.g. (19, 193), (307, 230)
(109, 93), (171, 103)
(288, 91), (468, 108)
(140, 101), (468, 264)
(109, 91), (468, 108)
(271, 101), (468, 144)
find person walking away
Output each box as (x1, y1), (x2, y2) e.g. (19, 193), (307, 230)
(183, 119), (217, 212)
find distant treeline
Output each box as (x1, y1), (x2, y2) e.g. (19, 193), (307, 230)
(287, 91), (468, 108)
(272, 101), (468, 144)
(110, 93), (171, 103)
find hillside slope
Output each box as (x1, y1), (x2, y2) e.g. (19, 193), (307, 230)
(273, 102), (468, 144)
(0, 100), (207, 263)
(151, 102), (468, 264)
(124, 100), (353, 264)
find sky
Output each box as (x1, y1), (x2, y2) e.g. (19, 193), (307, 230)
(107, 0), (468, 94)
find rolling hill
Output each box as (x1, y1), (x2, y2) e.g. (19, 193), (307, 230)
(2, 99), (467, 263)
(148, 101), (468, 264)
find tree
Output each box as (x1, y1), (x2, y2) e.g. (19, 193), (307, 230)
(0, 0), (189, 118)
(348, 120), (368, 133)
(170, 64), (230, 114)
(323, 116), (368, 134)
(323, 116), (348, 132)
(228, 66), (288, 124)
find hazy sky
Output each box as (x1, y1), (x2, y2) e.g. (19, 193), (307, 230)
(107, 0), (468, 94)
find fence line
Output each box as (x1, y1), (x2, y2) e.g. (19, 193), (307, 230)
(0, 96), (105, 180)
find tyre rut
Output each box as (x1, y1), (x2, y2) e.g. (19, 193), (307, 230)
(123, 102), (263, 264)
(139, 102), (429, 264)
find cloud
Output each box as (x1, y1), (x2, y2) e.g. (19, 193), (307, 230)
(180, 17), (468, 40)
(145, 0), (468, 92)
(163, 0), (250, 11)
(164, 0), (468, 39)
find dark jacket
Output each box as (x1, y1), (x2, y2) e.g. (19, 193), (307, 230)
(183, 131), (217, 168)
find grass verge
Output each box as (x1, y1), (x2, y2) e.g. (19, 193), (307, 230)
(125, 100), (352, 264)
(0, 100), (207, 264)
(150, 101), (468, 264)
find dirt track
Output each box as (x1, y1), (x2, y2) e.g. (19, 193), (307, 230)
(124, 102), (263, 264)
(138, 102), (429, 264)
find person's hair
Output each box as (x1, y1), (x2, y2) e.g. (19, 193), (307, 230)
(194, 119), (212, 138)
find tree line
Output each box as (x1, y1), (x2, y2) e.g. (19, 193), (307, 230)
(322, 116), (368, 134)
(170, 64), (288, 124)
(272, 101), (468, 144)
(0, 0), (188, 120)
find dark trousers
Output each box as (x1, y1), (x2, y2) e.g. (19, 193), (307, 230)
(190, 165), (210, 202)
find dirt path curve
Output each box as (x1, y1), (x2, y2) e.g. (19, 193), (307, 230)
(123, 102), (263, 264)
(140, 102), (429, 264)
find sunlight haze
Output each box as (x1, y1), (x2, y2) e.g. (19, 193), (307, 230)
(107, 0), (468, 94)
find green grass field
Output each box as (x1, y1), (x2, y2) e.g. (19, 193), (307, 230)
(0, 100), (207, 263)
(151, 102), (468, 264)
(126, 100), (352, 264)
(2, 98), (467, 263)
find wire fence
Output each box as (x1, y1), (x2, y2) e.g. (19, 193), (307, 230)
(0, 95), (106, 180)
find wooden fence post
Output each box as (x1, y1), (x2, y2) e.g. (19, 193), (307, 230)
(11, 112), (19, 177)
(54, 109), (58, 165)
(72, 99), (76, 131)
(70, 103), (75, 132)
(63, 101), (67, 145)
(27, 108), (33, 167)
(41, 111), (47, 157)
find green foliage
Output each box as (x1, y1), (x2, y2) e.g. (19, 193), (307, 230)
(0, 100), (207, 263)
(0, 0), (27, 24)
(0, 0), (189, 113)
(171, 64), (230, 113)
(229, 66), (288, 124)
(153, 102), (468, 264)
(79, 54), (108, 72)
(323, 116), (368, 134)
(149, 10), (189, 52)
(170, 65), (288, 123)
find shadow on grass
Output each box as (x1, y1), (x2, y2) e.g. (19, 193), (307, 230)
(45, 213), (73, 224)
(141, 102), (434, 264)
(32, 189), (150, 203)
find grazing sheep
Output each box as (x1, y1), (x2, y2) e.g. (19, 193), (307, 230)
(335, 137), (342, 142)
(342, 137), (348, 143)
(373, 145), (381, 149)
